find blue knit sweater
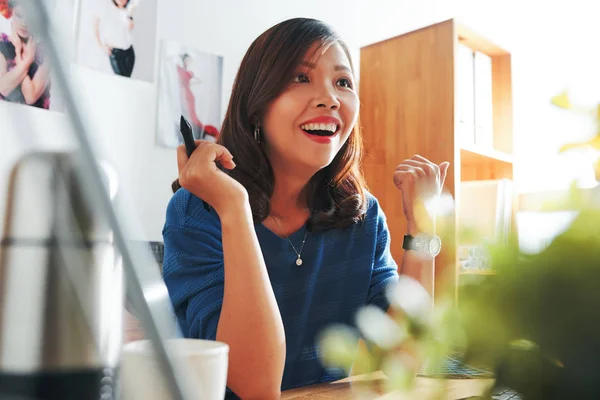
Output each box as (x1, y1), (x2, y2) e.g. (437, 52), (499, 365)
(162, 189), (399, 394)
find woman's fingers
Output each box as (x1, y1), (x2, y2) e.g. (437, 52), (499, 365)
(209, 144), (236, 170)
(396, 159), (438, 176)
(177, 141), (236, 174)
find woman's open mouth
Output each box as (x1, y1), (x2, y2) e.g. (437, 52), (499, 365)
(300, 122), (339, 137)
(299, 116), (342, 144)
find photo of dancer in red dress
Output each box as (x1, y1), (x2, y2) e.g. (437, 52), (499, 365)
(156, 39), (223, 148)
(177, 53), (219, 141)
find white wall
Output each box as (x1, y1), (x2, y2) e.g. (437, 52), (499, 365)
(1, 0), (596, 241)
(0, 0), (184, 241)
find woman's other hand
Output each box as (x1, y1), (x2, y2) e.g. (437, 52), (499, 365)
(393, 155), (449, 235)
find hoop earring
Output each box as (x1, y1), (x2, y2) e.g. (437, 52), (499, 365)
(254, 125), (261, 144)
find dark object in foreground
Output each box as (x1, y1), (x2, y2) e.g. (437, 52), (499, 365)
(0, 368), (115, 400)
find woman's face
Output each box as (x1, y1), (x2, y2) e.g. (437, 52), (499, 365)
(262, 42), (359, 174)
(12, 5), (29, 39)
(114, 0), (128, 8)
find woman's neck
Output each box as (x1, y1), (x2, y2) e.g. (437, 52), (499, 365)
(269, 168), (312, 220)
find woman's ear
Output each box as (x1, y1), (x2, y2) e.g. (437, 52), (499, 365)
(250, 115), (260, 127)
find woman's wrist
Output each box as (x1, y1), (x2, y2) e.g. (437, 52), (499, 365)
(218, 196), (253, 229)
(406, 218), (435, 236)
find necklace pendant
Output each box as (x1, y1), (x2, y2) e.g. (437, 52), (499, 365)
(295, 257), (303, 266)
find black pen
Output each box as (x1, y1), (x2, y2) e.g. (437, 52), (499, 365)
(180, 115), (213, 211)
(180, 115), (196, 157)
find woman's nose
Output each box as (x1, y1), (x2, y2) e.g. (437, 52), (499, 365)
(312, 87), (341, 110)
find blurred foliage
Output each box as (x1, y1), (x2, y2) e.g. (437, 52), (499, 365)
(551, 89), (600, 135)
(319, 93), (600, 399)
(460, 205), (600, 399)
(320, 202), (600, 399)
(318, 273), (465, 397)
(552, 89), (600, 180)
(461, 90), (600, 399)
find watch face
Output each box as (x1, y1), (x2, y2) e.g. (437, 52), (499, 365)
(429, 236), (442, 256)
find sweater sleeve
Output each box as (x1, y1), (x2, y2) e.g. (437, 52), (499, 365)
(162, 190), (224, 340)
(366, 197), (399, 312)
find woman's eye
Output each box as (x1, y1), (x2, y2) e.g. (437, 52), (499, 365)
(337, 77), (353, 88)
(294, 73), (309, 83)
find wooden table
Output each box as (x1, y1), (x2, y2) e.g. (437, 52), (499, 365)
(281, 372), (494, 399)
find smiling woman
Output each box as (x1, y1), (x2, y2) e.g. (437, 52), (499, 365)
(215, 19), (366, 232)
(162, 17), (447, 400)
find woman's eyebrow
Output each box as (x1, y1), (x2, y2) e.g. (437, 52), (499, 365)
(300, 61), (352, 73)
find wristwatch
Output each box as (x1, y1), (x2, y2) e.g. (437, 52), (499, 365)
(403, 234), (442, 257)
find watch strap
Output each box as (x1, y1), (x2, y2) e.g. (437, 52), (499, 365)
(403, 234), (415, 251)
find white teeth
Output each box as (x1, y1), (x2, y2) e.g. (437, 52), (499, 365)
(300, 123), (338, 133)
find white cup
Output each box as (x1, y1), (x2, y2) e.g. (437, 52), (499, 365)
(121, 338), (229, 400)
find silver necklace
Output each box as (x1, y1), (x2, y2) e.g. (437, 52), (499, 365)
(270, 215), (308, 266)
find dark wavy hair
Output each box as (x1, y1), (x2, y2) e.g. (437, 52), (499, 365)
(111, 0), (131, 8)
(173, 18), (368, 231)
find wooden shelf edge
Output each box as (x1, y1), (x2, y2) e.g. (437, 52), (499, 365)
(360, 19), (455, 50)
(459, 269), (497, 276)
(456, 22), (510, 56)
(460, 145), (514, 164)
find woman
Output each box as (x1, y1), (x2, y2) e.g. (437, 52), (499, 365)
(176, 53), (219, 141)
(0, 0), (51, 109)
(94, 0), (136, 78)
(163, 18), (449, 399)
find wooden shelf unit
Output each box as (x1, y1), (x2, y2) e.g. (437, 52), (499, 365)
(359, 19), (514, 303)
